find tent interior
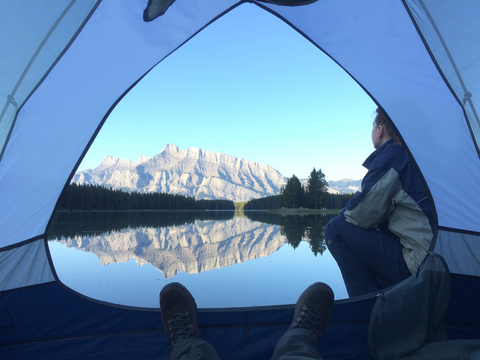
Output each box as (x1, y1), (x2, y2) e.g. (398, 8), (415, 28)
(1, 1), (480, 359)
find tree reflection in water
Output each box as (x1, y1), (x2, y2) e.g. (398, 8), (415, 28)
(47, 210), (345, 307)
(48, 210), (235, 239)
(49, 211), (334, 256)
(243, 212), (335, 256)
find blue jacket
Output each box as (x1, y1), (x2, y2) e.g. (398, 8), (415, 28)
(342, 139), (435, 274)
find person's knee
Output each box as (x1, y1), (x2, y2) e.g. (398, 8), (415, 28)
(325, 216), (346, 248)
(325, 217), (337, 234)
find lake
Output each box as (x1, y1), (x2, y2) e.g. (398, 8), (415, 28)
(47, 211), (347, 308)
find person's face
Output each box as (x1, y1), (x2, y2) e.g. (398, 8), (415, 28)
(371, 120), (382, 149)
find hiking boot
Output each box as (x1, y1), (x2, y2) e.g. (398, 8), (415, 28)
(160, 282), (202, 345)
(287, 282), (334, 341)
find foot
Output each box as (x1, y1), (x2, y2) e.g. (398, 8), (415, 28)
(288, 282), (334, 341)
(160, 282), (202, 345)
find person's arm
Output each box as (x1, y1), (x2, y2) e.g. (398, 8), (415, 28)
(343, 149), (402, 229)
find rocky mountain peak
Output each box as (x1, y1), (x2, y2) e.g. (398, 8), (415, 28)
(161, 143), (183, 155)
(75, 145), (359, 201)
(74, 144), (288, 202)
(136, 154), (150, 164)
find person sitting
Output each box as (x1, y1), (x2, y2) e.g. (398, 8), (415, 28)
(159, 281), (334, 360)
(325, 108), (435, 297)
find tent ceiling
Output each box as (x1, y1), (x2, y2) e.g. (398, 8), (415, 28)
(1, 0), (479, 276)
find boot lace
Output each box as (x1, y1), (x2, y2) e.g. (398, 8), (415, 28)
(294, 306), (324, 338)
(167, 311), (197, 344)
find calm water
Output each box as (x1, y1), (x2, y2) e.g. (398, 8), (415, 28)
(47, 211), (347, 308)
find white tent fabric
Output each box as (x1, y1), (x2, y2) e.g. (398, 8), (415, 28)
(406, 0), (480, 145)
(0, 0), (99, 152)
(1, 0), (480, 288)
(0, 0), (239, 248)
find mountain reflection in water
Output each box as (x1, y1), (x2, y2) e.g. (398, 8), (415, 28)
(47, 211), (346, 307)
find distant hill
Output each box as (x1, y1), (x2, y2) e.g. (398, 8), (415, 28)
(327, 179), (361, 194)
(73, 144), (360, 202)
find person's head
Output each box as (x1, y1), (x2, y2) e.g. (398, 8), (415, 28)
(371, 108), (399, 149)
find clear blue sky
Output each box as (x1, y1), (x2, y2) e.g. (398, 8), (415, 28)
(78, 3), (376, 181)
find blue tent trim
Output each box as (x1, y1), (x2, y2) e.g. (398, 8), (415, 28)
(1, 273), (479, 359)
(0, 279), (375, 359)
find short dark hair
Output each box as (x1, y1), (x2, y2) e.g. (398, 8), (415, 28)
(374, 108), (397, 139)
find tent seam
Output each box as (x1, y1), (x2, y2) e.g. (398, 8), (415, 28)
(0, 0), (103, 163)
(438, 226), (480, 237)
(402, 0), (480, 160)
(0, 234), (45, 252)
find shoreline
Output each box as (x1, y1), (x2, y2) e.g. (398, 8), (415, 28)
(54, 208), (340, 215)
(266, 208), (340, 215)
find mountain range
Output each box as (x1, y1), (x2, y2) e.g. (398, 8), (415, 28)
(73, 144), (360, 202)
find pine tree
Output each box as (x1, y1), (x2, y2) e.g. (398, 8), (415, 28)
(283, 174), (304, 208)
(306, 168), (328, 209)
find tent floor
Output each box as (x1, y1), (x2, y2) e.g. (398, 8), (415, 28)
(1, 273), (479, 359)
